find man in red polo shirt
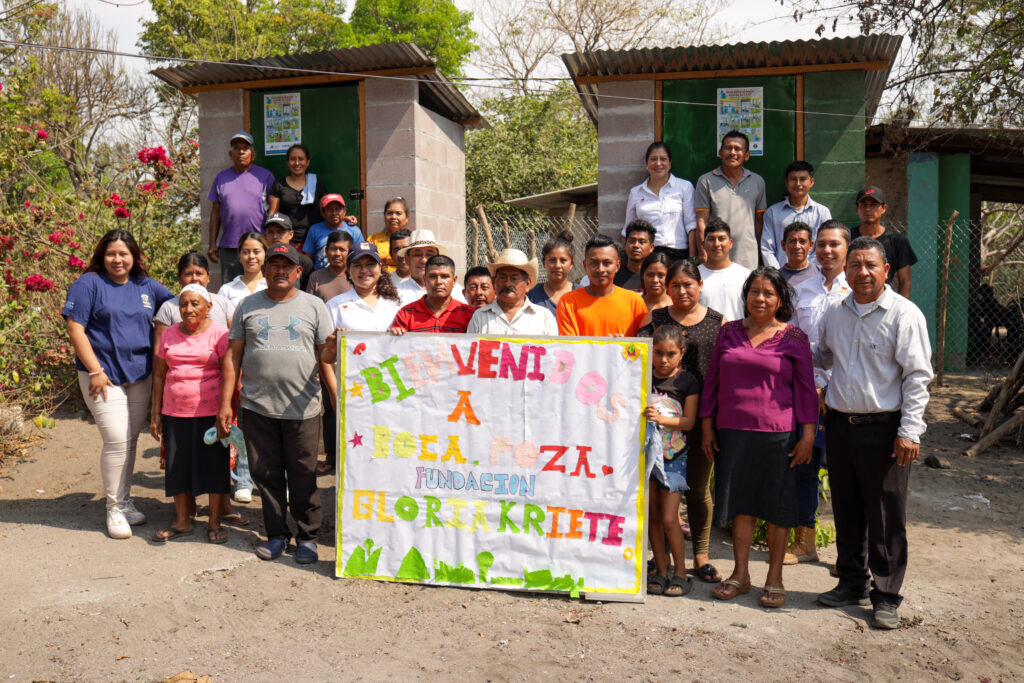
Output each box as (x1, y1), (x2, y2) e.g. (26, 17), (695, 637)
(389, 254), (475, 334)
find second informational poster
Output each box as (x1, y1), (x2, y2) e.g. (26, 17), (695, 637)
(717, 87), (763, 156)
(263, 92), (301, 156)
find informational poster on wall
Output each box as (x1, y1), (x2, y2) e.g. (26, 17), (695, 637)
(335, 333), (651, 602)
(263, 92), (301, 155)
(717, 86), (764, 156)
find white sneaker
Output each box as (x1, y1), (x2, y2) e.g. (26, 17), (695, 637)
(234, 488), (252, 504)
(120, 500), (147, 526)
(106, 508), (132, 539)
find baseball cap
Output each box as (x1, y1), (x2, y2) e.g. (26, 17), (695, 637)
(265, 242), (302, 265)
(230, 130), (254, 146)
(347, 241), (382, 264)
(264, 212), (293, 232)
(320, 193), (346, 209)
(856, 186), (887, 205)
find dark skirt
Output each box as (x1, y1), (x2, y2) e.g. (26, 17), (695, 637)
(712, 428), (800, 528)
(163, 414), (231, 497)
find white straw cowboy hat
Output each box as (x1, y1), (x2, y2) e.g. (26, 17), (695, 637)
(397, 229), (448, 258)
(487, 248), (539, 283)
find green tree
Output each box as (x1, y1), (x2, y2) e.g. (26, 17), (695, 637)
(139, 0), (475, 75)
(465, 84), (597, 212)
(784, 0), (1024, 127)
(349, 0), (475, 76)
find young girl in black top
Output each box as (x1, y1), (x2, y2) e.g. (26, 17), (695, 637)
(643, 325), (700, 596)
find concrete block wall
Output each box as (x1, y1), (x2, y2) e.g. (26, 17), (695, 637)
(415, 106), (466, 269)
(363, 79), (419, 238)
(197, 89), (246, 289)
(597, 81), (656, 238)
(363, 80), (467, 272)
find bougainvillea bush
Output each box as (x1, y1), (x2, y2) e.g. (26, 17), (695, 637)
(0, 64), (200, 413)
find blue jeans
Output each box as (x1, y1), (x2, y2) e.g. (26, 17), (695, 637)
(797, 445), (824, 528)
(231, 439), (254, 492)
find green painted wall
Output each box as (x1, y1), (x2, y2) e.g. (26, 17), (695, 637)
(249, 84), (362, 219)
(662, 76), (796, 206)
(906, 152), (940, 349)
(803, 71), (866, 225)
(938, 153), (971, 369)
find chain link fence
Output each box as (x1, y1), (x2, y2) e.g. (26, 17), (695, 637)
(465, 212), (599, 284)
(465, 212), (1024, 371)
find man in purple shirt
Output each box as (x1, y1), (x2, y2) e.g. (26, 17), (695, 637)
(206, 131), (276, 283)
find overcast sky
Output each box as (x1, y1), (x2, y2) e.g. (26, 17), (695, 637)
(64, 0), (855, 80)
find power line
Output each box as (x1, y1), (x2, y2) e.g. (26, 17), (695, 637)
(0, 38), (986, 128)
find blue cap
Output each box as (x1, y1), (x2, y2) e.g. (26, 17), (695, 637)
(230, 130), (254, 146)
(347, 241), (381, 264)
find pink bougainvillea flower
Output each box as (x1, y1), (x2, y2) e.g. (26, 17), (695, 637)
(103, 193), (126, 208)
(68, 255), (86, 269)
(23, 273), (55, 292)
(113, 207), (132, 219)
(48, 231), (63, 244)
(36, 130), (48, 140)
(77, 212), (84, 220)
(24, 200), (31, 208)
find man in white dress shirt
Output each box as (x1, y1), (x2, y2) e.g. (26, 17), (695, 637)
(394, 229), (466, 306)
(467, 249), (558, 336)
(814, 236), (933, 630)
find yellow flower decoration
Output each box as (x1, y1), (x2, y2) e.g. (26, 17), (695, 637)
(621, 343), (641, 362)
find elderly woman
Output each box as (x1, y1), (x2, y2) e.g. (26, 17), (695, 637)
(150, 284), (235, 543)
(639, 260), (724, 583)
(623, 142), (698, 263)
(63, 229), (173, 539)
(700, 267), (817, 608)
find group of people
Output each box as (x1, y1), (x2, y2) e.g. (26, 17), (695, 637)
(62, 129), (933, 629)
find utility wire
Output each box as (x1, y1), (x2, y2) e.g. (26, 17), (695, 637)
(0, 38), (999, 128)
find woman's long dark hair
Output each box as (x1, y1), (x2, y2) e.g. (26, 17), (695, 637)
(347, 257), (400, 303)
(87, 229), (147, 279)
(741, 267), (795, 322)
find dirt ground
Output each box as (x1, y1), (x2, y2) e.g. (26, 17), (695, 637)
(1, 374), (1022, 682)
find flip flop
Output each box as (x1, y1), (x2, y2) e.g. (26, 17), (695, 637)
(221, 512), (250, 526)
(664, 575), (693, 597)
(647, 574), (668, 595)
(152, 526), (193, 543)
(207, 527), (228, 544)
(695, 563), (723, 583)
(712, 578), (751, 600)
(760, 585), (786, 608)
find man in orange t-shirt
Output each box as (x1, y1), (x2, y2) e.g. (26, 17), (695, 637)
(557, 234), (648, 337)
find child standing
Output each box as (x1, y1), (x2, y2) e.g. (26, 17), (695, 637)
(644, 325), (700, 596)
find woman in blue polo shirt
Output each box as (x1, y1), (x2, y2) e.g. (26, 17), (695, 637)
(63, 229), (173, 540)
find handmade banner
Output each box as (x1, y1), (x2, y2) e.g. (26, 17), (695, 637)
(335, 333), (650, 601)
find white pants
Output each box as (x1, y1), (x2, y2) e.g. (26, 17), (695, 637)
(78, 372), (151, 510)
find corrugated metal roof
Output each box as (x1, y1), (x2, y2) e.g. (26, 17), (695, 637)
(504, 182), (598, 210)
(150, 42), (486, 128)
(562, 35), (903, 123)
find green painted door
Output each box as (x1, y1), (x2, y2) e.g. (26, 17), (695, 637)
(662, 76), (796, 206)
(249, 84), (362, 221)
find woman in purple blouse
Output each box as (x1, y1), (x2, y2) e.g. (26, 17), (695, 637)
(700, 267), (817, 608)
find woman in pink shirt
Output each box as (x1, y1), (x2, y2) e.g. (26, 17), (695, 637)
(700, 267), (817, 608)
(150, 285), (235, 544)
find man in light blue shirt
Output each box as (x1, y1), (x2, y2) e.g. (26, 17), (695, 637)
(760, 161), (832, 268)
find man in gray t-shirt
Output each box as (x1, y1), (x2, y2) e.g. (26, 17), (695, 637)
(694, 130), (767, 270)
(227, 242), (333, 565)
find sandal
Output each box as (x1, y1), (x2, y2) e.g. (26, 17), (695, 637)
(664, 575), (693, 597)
(695, 563), (722, 583)
(153, 526), (193, 543)
(647, 574), (668, 595)
(760, 585), (785, 608)
(712, 578), (751, 600)
(221, 512), (250, 526)
(207, 527), (228, 544)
